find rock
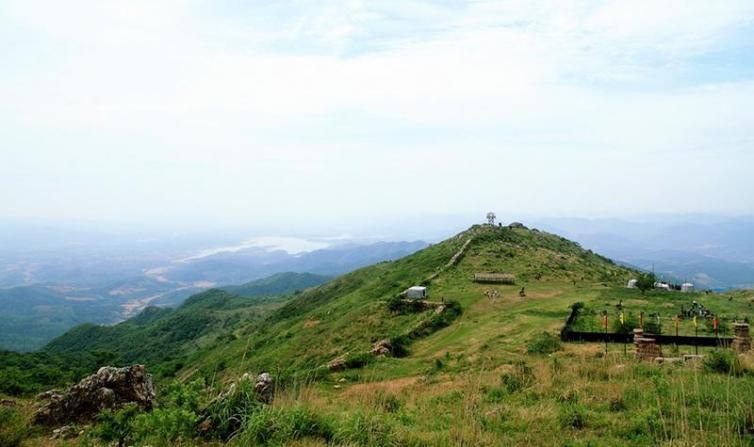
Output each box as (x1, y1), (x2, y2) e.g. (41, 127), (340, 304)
(254, 372), (275, 404)
(338, 378), (347, 383)
(328, 356), (346, 371)
(33, 365), (155, 426)
(434, 305), (446, 315)
(371, 340), (393, 357)
(50, 425), (76, 440)
(333, 385), (341, 389)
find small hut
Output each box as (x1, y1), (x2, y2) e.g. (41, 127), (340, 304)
(681, 283), (695, 293)
(403, 286), (427, 300)
(627, 279), (638, 289)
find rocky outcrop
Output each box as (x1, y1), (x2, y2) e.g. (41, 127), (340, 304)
(254, 372), (275, 404)
(371, 339), (393, 357)
(327, 356), (346, 371)
(33, 365), (155, 426)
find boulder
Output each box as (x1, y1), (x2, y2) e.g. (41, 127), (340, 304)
(33, 365), (155, 426)
(254, 372), (275, 404)
(371, 339), (393, 357)
(327, 356), (346, 371)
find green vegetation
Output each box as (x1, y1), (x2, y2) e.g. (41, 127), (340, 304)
(0, 350), (112, 396)
(0, 406), (27, 447)
(635, 272), (656, 295)
(526, 331), (562, 354)
(223, 272), (331, 298)
(8, 224), (754, 446)
(44, 289), (286, 376)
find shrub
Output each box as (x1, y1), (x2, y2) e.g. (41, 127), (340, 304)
(344, 352), (373, 369)
(90, 403), (140, 447)
(609, 397), (626, 412)
(704, 350), (746, 376)
(236, 405), (334, 445)
(0, 407), (27, 447)
(558, 403), (587, 429)
(636, 272), (656, 294)
(386, 296), (424, 314)
(202, 379), (261, 440)
(93, 379), (204, 447)
(132, 406), (199, 447)
(526, 332), (562, 354)
(500, 361), (533, 393)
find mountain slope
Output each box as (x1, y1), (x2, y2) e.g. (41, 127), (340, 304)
(177, 224), (633, 381)
(222, 272), (331, 297)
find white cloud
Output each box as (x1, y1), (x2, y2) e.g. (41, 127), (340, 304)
(1, 0), (753, 225)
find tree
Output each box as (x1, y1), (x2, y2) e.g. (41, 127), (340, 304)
(635, 272), (656, 295)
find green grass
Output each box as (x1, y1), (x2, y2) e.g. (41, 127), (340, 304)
(10, 224), (754, 446)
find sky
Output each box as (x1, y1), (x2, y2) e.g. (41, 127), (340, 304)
(2, 0), (754, 232)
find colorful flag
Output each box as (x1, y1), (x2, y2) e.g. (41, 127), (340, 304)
(713, 317), (718, 330)
(693, 315), (697, 328)
(619, 311), (625, 326)
(603, 314), (608, 329)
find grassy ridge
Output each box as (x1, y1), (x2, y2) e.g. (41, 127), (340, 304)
(7, 224), (754, 446)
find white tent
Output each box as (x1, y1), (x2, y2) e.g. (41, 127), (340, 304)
(627, 279), (638, 289)
(681, 283), (694, 293)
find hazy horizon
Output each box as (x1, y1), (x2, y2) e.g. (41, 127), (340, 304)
(3, 1), (754, 228)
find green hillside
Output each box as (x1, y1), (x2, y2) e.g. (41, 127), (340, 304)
(5, 224), (754, 446)
(181, 224), (633, 381)
(222, 272), (332, 298)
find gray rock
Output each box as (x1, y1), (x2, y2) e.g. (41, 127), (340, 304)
(33, 365), (155, 426)
(254, 372), (275, 404)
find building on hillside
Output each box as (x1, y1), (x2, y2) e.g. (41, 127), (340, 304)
(681, 283), (695, 293)
(627, 279), (638, 289)
(403, 286), (427, 300)
(654, 282), (671, 291)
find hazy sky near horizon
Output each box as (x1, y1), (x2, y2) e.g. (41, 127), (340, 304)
(2, 1), (754, 228)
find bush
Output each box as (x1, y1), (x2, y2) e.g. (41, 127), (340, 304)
(526, 332), (562, 355)
(0, 407), (27, 447)
(344, 352), (373, 369)
(636, 272), (656, 294)
(132, 406), (199, 447)
(90, 403), (140, 447)
(558, 403), (587, 429)
(500, 361), (533, 393)
(91, 379), (204, 447)
(704, 350), (746, 376)
(202, 379), (261, 440)
(386, 296), (424, 314)
(236, 405), (334, 445)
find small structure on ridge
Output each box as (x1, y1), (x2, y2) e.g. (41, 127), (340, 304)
(401, 286), (427, 300)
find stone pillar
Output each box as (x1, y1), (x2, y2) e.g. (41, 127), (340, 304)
(732, 323), (752, 354)
(634, 332), (662, 361)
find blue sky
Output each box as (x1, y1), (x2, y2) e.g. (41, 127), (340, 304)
(1, 1), (753, 230)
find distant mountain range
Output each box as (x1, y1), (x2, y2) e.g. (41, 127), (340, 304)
(0, 236), (427, 352)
